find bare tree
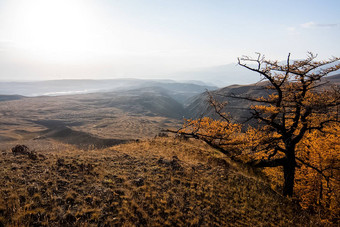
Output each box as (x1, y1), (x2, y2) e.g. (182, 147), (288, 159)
(232, 52), (340, 196)
(170, 53), (340, 197)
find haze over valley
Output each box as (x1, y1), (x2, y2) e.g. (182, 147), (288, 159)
(0, 79), (217, 150)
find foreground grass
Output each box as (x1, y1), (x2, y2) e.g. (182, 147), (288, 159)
(0, 137), (317, 226)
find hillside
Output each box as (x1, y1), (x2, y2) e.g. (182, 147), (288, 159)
(185, 83), (262, 124)
(185, 74), (340, 123)
(0, 137), (317, 226)
(0, 87), (186, 150)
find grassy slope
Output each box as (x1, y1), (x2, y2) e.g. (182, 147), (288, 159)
(0, 138), (317, 226)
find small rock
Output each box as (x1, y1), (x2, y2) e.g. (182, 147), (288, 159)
(12, 145), (29, 155)
(11, 145), (38, 160)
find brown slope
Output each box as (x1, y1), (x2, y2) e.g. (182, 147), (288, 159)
(0, 137), (318, 226)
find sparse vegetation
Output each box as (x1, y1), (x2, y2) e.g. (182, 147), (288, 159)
(0, 138), (317, 226)
(0, 92), (182, 150)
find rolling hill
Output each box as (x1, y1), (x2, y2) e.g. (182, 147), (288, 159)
(0, 137), (318, 226)
(0, 86), (189, 150)
(184, 74), (340, 123)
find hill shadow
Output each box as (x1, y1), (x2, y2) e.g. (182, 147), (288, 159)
(32, 120), (129, 149)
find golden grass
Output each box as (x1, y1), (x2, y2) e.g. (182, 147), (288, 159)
(0, 137), (318, 226)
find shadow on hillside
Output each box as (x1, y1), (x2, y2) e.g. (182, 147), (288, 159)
(32, 120), (130, 149)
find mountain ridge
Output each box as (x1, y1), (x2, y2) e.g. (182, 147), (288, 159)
(184, 73), (340, 122)
(0, 78), (217, 97)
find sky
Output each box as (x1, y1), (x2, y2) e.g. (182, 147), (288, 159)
(0, 0), (339, 81)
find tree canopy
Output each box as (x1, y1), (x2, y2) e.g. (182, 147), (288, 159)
(172, 53), (340, 223)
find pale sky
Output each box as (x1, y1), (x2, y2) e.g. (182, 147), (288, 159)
(0, 0), (339, 81)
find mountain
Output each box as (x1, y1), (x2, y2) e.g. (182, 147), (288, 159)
(171, 63), (260, 87)
(185, 74), (340, 123)
(0, 79), (217, 98)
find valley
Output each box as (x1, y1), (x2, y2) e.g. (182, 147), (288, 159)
(0, 89), (183, 150)
(1, 75), (339, 150)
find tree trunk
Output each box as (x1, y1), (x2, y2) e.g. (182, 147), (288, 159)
(283, 153), (296, 197)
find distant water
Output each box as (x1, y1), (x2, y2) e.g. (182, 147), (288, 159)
(39, 89), (100, 96)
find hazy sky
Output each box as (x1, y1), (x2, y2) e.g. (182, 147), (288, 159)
(0, 0), (339, 81)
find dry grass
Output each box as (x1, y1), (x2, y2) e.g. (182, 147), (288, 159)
(0, 94), (182, 145)
(0, 137), (318, 226)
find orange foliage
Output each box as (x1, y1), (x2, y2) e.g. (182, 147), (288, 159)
(255, 124), (340, 224)
(178, 117), (244, 155)
(295, 124), (340, 224)
(179, 53), (340, 224)
(181, 117), (339, 223)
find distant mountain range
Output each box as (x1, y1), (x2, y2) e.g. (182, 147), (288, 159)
(0, 79), (217, 102)
(171, 63), (259, 87)
(1, 74), (339, 124)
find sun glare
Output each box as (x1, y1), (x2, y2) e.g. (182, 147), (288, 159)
(8, 0), (100, 62)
